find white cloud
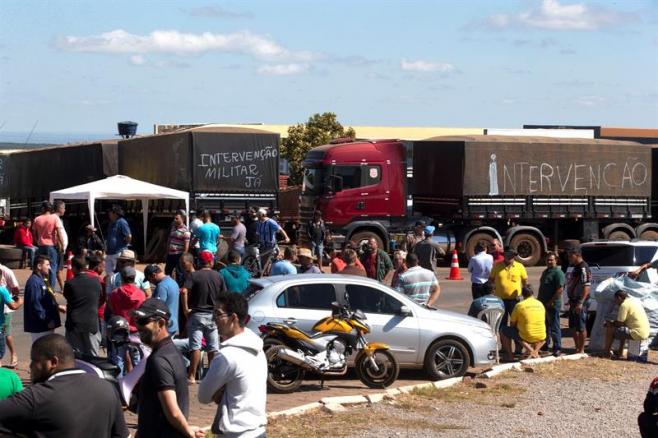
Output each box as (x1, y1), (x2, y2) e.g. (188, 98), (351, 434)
(129, 54), (146, 65)
(257, 63), (309, 75)
(574, 95), (605, 107)
(56, 29), (319, 62)
(400, 58), (456, 73)
(486, 0), (636, 31)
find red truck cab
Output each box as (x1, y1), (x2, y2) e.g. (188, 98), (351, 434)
(301, 139), (406, 240)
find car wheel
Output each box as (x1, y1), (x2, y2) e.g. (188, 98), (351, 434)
(424, 339), (470, 380)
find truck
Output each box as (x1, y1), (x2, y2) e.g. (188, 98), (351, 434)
(0, 126), (280, 260)
(300, 135), (655, 266)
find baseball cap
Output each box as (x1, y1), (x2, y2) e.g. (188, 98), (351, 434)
(120, 266), (136, 279)
(144, 264), (161, 278)
(131, 298), (170, 321)
(199, 250), (214, 264)
(424, 225), (435, 235)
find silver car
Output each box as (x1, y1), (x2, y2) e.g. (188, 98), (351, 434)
(245, 274), (496, 379)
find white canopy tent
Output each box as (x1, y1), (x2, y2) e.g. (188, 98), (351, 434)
(49, 175), (189, 251)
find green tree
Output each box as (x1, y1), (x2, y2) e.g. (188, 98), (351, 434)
(281, 112), (356, 185)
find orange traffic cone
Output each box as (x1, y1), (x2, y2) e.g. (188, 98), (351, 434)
(65, 250), (74, 281)
(445, 250), (463, 280)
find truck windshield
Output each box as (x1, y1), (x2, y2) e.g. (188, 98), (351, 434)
(303, 168), (324, 195)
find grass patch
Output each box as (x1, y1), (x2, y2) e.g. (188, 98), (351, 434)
(533, 356), (652, 382)
(267, 406), (467, 438)
(405, 381), (524, 405)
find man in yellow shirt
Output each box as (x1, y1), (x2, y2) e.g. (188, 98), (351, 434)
(602, 290), (650, 359)
(490, 249), (528, 327)
(500, 286), (546, 361)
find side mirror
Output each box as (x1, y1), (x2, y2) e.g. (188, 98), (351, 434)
(397, 306), (412, 317)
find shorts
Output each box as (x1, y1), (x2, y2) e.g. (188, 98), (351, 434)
(568, 300), (589, 332)
(2, 313), (13, 336)
(186, 312), (219, 353)
(105, 254), (119, 276)
(500, 325), (523, 343)
(613, 326), (634, 341)
(57, 252), (66, 271)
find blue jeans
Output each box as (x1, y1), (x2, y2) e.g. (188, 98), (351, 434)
(311, 241), (324, 261)
(37, 245), (58, 287)
(500, 299), (518, 328)
(544, 301), (562, 351)
(19, 245), (36, 269)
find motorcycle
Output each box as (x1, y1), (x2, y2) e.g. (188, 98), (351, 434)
(75, 318), (150, 411)
(258, 302), (399, 393)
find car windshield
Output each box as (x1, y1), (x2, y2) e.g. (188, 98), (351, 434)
(582, 245), (658, 267)
(302, 168), (324, 195)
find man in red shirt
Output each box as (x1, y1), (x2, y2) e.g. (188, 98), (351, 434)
(108, 266), (145, 333)
(14, 218), (36, 269)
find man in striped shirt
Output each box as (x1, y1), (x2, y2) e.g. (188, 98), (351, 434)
(395, 253), (440, 307)
(165, 212), (191, 277)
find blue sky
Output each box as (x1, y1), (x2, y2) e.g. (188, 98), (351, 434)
(0, 0), (656, 141)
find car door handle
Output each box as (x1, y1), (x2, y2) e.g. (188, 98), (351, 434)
(283, 318), (297, 325)
(356, 201), (365, 210)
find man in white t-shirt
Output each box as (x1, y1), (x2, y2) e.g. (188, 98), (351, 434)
(0, 263), (20, 368)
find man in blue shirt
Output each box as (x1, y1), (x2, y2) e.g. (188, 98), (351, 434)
(468, 243), (494, 300)
(467, 281), (505, 321)
(194, 211), (220, 259)
(256, 209), (289, 250)
(271, 247), (297, 276)
(144, 264), (180, 336)
(24, 255), (64, 343)
(105, 205), (132, 278)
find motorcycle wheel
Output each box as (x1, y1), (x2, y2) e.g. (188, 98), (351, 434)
(264, 338), (305, 393)
(242, 255), (262, 277)
(355, 349), (399, 389)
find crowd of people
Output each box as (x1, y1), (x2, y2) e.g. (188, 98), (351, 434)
(0, 202), (653, 436)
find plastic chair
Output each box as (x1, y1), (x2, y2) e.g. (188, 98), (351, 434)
(477, 307), (505, 364)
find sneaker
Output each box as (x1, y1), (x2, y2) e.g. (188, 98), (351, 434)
(552, 350), (564, 357)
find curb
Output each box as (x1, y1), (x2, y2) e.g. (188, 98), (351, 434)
(266, 353), (589, 419)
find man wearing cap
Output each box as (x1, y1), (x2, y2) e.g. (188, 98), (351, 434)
(63, 256), (101, 356)
(107, 266), (146, 373)
(402, 221), (426, 253)
(256, 208), (290, 251)
(107, 249), (151, 298)
(413, 225), (445, 275)
(133, 299), (196, 438)
(105, 205), (132, 279)
(181, 250), (227, 384)
(144, 265), (180, 336)
(77, 224), (104, 256)
(32, 201), (61, 287)
(360, 238), (393, 282)
(297, 248), (321, 274)
(490, 249), (528, 328)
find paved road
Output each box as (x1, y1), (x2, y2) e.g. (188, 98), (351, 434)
(7, 265), (550, 418)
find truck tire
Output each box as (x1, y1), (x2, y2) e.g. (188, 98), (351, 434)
(640, 230), (658, 241)
(350, 231), (383, 252)
(510, 233), (542, 267)
(464, 233), (495, 259)
(607, 230), (631, 241)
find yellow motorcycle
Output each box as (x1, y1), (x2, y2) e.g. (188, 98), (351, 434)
(259, 302), (399, 393)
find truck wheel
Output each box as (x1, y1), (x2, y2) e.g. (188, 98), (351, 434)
(607, 230), (631, 241)
(640, 230), (658, 241)
(510, 233), (542, 267)
(464, 233), (495, 259)
(350, 231), (383, 252)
